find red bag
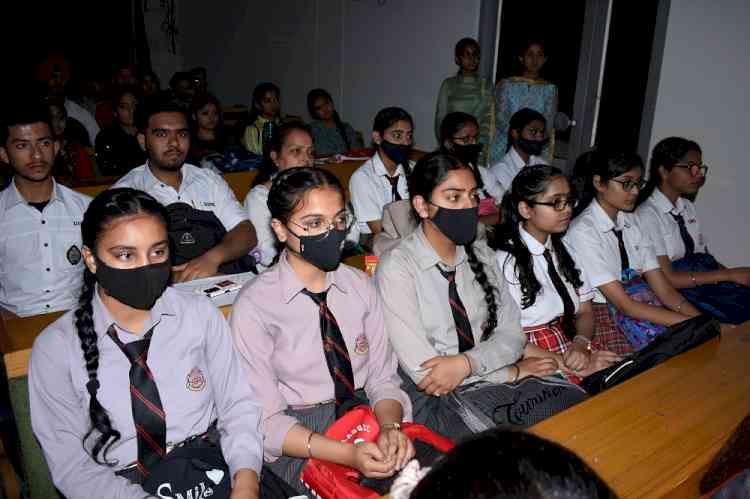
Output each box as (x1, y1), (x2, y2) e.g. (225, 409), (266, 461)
(300, 406), (453, 499)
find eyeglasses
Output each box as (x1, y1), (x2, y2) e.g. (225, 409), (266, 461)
(609, 178), (647, 192)
(524, 127), (545, 136)
(673, 162), (709, 177)
(452, 134), (479, 145)
(527, 197), (578, 211)
(288, 211), (356, 239)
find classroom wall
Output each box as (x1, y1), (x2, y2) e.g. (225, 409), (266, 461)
(649, 0), (749, 266)
(179, 0), (481, 150)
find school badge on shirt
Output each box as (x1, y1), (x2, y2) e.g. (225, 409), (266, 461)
(66, 245), (82, 265)
(354, 334), (369, 355)
(186, 367), (206, 391)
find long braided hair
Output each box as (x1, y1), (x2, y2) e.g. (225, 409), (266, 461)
(76, 188), (169, 464)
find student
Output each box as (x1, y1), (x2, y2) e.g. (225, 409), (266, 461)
(566, 149), (700, 351)
(489, 38), (557, 164)
(306, 88), (363, 156)
(231, 167), (414, 494)
(242, 82), (283, 156)
(244, 123), (315, 268)
(637, 137), (750, 324)
(435, 38), (495, 165)
(113, 99), (257, 282)
(375, 152), (577, 439)
(95, 87), (148, 176)
(489, 108), (547, 192)
(47, 97), (95, 180)
(350, 107), (415, 236)
(29, 188), (263, 498)
(0, 102), (91, 317)
(168, 71), (195, 110)
(188, 93), (228, 164)
(492, 165), (619, 382)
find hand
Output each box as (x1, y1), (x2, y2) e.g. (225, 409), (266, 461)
(563, 342), (591, 372)
(171, 252), (223, 283)
(416, 354), (472, 396)
(229, 469), (259, 499)
(351, 441), (397, 478)
(376, 428), (415, 471)
(728, 268), (750, 286)
(576, 350), (621, 377)
(516, 357), (559, 379)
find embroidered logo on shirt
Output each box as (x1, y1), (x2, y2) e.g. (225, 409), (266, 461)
(186, 367), (206, 391)
(180, 232), (196, 245)
(66, 245), (82, 265)
(354, 334), (369, 355)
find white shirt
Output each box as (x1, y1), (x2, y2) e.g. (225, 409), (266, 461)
(489, 147), (545, 192)
(113, 163), (248, 231)
(637, 188), (707, 261)
(0, 179), (91, 316)
(496, 225), (593, 327)
(349, 152), (413, 234)
(477, 165), (504, 201)
(244, 184), (275, 267)
(565, 199), (659, 303)
(64, 99), (100, 146)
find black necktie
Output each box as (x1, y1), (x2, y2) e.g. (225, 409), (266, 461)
(107, 325), (166, 477)
(384, 175), (402, 202)
(542, 249), (576, 340)
(436, 266), (475, 352)
(301, 289), (364, 418)
(670, 212), (695, 256)
(613, 229), (630, 271)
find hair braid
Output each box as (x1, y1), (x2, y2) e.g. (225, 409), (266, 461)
(465, 243), (498, 341)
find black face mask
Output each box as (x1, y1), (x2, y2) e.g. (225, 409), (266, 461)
(430, 204), (480, 245)
(380, 140), (412, 165)
(515, 137), (549, 157)
(288, 227), (348, 272)
(451, 143), (483, 166)
(95, 258), (171, 310)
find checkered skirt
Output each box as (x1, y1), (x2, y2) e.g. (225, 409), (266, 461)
(591, 302), (634, 355)
(523, 320), (581, 385)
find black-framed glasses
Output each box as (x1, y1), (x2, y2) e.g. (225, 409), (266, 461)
(527, 197), (578, 211)
(673, 162), (709, 177)
(288, 211), (356, 239)
(610, 178), (647, 192)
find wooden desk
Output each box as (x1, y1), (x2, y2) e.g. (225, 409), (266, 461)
(530, 322), (750, 498)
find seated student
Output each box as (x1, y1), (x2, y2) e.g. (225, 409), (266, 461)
(350, 107), (415, 236)
(489, 107), (547, 192)
(0, 102), (91, 318)
(244, 123), (314, 268)
(375, 152), (578, 440)
(637, 137), (750, 324)
(47, 97), (95, 180)
(566, 149), (700, 351)
(29, 188), (263, 498)
(168, 71), (195, 111)
(307, 88), (363, 156)
(140, 69), (161, 101)
(113, 99), (257, 282)
(188, 93), (229, 165)
(95, 87), (147, 176)
(492, 165), (619, 383)
(231, 167), (414, 494)
(242, 82), (283, 156)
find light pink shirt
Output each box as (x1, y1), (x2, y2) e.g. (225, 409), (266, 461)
(230, 252), (412, 461)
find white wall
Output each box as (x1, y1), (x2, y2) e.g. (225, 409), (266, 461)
(179, 0), (480, 150)
(650, 0), (750, 266)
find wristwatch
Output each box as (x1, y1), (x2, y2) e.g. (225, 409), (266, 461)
(381, 422), (402, 431)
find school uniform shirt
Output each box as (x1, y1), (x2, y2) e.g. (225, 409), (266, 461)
(375, 225), (526, 386)
(0, 179), (90, 316)
(28, 286), (263, 499)
(349, 152), (414, 234)
(565, 199), (660, 304)
(477, 165), (504, 201)
(113, 162), (248, 232)
(244, 184), (276, 267)
(496, 224), (594, 327)
(637, 188), (708, 261)
(230, 252), (412, 461)
(65, 98), (101, 146)
(488, 147), (545, 192)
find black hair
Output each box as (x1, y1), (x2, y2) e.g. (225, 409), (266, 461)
(490, 166), (582, 337)
(306, 88), (352, 151)
(409, 152), (498, 341)
(454, 37), (480, 59)
(1, 100), (53, 146)
(189, 67), (207, 80)
(248, 82), (281, 125)
(169, 71), (192, 90)
(251, 122), (313, 188)
(373, 106), (414, 175)
(571, 148), (644, 218)
(190, 93), (222, 125)
(519, 37), (547, 57)
(135, 96), (188, 132)
(438, 111), (485, 191)
(410, 428), (617, 499)
(638, 136), (703, 204)
(507, 107), (546, 153)
(76, 188), (169, 465)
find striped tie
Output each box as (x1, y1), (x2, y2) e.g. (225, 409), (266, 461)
(436, 266), (475, 352)
(301, 289), (364, 418)
(107, 325), (166, 477)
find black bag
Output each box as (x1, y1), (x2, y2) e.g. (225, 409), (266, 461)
(166, 202), (257, 275)
(581, 314), (720, 394)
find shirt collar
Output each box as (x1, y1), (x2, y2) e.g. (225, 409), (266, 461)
(519, 223), (551, 256)
(652, 187), (686, 215)
(372, 151), (405, 178)
(413, 224), (467, 271)
(2, 177), (62, 210)
(508, 147), (527, 168)
(590, 198), (630, 232)
(91, 284), (177, 339)
(144, 161), (191, 192)
(278, 250), (347, 304)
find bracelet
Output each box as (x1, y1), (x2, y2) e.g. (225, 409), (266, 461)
(460, 353), (473, 376)
(509, 363), (520, 383)
(381, 422), (402, 431)
(689, 272), (698, 288)
(674, 298), (687, 313)
(573, 335), (592, 351)
(306, 431), (315, 458)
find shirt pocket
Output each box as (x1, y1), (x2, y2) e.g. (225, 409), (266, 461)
(1, 231), (41, 275)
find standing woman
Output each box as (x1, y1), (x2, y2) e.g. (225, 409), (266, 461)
(566, 149), (701, 352)
(435, 38), (495, 165)
(29, 188), (262, 498)
(489, 39), (557, 164)
(242, 82), (283, 156)
(637, 137), (750, 324)
(244, 122), (315, 268)
(306, 88), (363, 156)
(232, 167), (414, 494)
(95, 87), (147, 176)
